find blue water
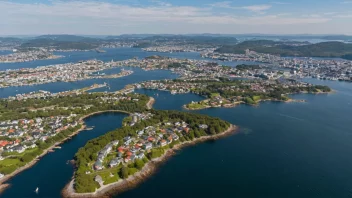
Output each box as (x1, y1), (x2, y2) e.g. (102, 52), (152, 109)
(1, 49), (352, 198)
(0, 48), (260, 71)
(119, 79), (352, 198)
(0, 48), (201, 71)
(0, 51), (12, 56)
(1, 112), (128, 198)
(0, 67), (178, 98)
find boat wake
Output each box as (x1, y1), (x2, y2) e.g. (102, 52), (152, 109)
(277, 113), (304, 121)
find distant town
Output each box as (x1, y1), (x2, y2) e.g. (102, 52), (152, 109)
(0, 60), (133, 88)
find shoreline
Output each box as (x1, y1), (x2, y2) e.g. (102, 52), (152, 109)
(0, 55), (63, 64)
(183, 98), (311, 111)
(0, 110), (134, 187)
(0, 96), (155, 187)
(0, 70), (132, 89)
(0, 124), (86, 186)
(62, 124), (237, 198)
(146, 97), (155, 110)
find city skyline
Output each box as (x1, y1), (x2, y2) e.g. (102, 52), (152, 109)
(0, 0), (352, 35)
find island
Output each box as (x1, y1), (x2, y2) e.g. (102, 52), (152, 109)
(133, 78), (331, 110)
(0, 50), (63, 63)
(62, 109), (235, 197)
(0, 60), (133, 88)
(0, 89), (151, 185)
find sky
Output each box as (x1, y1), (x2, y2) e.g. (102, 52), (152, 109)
(0, 0), (352, 35)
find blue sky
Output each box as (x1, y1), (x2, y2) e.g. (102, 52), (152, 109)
(0, 0), (351, 35)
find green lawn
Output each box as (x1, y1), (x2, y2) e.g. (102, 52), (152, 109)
(210, 93), (220, 98)
(2, 148), (39, 157)
(187, 102), (207, 109)
(0, 158), (21, 166)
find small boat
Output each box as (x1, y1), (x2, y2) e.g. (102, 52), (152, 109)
(35, 187), (39, 194)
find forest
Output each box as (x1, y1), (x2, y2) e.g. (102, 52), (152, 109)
(215, 40), (352, 58)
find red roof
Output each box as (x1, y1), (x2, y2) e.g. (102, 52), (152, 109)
(118, 147), (125, 153)
(148, 137), (155, 142)
(183, 127), (190, 133)
(0, 140), (10, 147)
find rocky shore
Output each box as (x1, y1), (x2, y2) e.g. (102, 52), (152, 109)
(62, 124), (237, 198)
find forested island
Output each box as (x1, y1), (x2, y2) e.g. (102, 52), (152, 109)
(134, 78), (331, 110)
(215, 40), (352, 58)
(0, 92), (150, 183)
(63, 110), (234, 197)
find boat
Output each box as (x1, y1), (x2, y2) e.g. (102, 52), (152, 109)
(95, 49), (106, 53)
(35, 187), (39, 194)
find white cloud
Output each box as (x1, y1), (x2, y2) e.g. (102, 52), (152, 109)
(208, 1), (232, 8)
(271, 2), (292, 5)
(150, 0), (172, 7)
(242, 5), (272, 12)
(0, 1), (338, 35)
(209, 2), (272, 13)
(341, 1), (352, 3)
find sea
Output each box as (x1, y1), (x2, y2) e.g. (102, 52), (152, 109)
(1, 48), (352, 198)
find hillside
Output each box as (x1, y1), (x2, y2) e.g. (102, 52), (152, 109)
(215, 40), (352, 58)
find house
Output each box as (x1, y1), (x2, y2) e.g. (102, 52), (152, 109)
(183, 127), (190, 133)
(147, 137), (155, 142)
(124, 156), (131, 163)
(199, 124), (208, 129)
(130, 148), (138, 154)
(94, 161), (103, 170)
(137, 153), (145, 159)
(144, 143), (153, 150)
(32, 132), (41, 139)
(111, 140), (119, 146)
(13, 145), (25, 153)
(40, 136), (48, 142)
(0, 140), (10, 148)
(124, 136), (133, 145)
(137, 130), (144, 136)
(118, 146), (125, 154)
(172, 134), (179, 141)
(109, 158), (121, 167)
(95, 175), (103, 186)
(160, 139), (167, 147)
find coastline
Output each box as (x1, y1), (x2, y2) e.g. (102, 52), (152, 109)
(0, 124), (86, 186)
(0, 55), (63, 64)
(0, 70), (132, 89)
(183, 98), (310, 111)
(0, 110), (133, 187)
(146, 97), (155, 110)
(62, 124), (237, 198)
(0, 96), (154, 187)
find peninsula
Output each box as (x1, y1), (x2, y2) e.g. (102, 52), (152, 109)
(0, 60), (133, 88)
(62, 110), (235, 197)
(133, 78), (331, 110)
(0, 50), (63, 63)
(0, 90), (151, 185)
